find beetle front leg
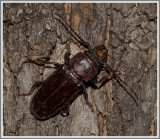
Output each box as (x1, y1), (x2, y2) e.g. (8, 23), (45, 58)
(90, 69), (121, 89)
(90, 75), (113, 89)
(64, 52), (71, 65)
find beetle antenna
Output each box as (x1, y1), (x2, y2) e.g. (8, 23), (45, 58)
(55, 14), (91, 49)
(103, 63), (139, 106)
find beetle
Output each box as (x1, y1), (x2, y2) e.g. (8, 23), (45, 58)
(29, 14), (139, 120)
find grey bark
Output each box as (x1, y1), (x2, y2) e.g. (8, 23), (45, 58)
(3, 3), (157, 136)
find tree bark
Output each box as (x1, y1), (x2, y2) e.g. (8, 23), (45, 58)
(3, 3), (157, 136)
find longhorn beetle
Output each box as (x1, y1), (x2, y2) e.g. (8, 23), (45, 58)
(29, 14), (139, 120)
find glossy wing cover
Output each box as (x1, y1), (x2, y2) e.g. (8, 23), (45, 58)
(30, 65), (82, 120)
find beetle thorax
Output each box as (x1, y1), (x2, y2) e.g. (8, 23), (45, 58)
(70, 52), (101, 82)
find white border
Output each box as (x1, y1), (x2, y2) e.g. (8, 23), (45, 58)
(157, 1), (159, 138)
(1, 1), (3, 138)
(1, 1), (159, 3)
(1, 1), (159, 138)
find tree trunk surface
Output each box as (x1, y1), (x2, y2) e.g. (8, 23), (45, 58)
(3, 3), (157, 136)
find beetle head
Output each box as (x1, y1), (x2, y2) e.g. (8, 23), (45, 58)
(93, 45), (108, 62)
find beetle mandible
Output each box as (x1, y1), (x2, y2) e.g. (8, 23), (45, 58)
(29, 14), (139, 120)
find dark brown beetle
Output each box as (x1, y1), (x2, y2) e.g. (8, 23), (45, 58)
(29, 15), (139, 120)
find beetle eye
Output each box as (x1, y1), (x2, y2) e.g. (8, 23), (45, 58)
(94, 46), (108, 61)
(96, 48), (107, 58)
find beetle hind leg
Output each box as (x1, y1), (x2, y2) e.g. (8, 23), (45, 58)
(82, 86), (94, 112)
(18, 81), (42, 96)
(29, 81), (42, 95)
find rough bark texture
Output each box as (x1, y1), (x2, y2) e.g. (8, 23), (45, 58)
(3, 3), (157, 136)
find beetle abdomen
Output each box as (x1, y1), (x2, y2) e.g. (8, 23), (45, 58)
(30, 65), (82, 120)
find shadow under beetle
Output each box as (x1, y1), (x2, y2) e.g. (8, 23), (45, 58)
(29, 14), (139, 120)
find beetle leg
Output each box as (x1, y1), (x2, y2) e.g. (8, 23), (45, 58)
(24, 59), (62, 69)
(29, 81), (42, 95)
(60, 87), (82, 117)
(19, 81), (42, 96)
(90, 75), (113, 89)
(82, 86), (94, 112)
(90, 77), (98, 84)
(90, 70), (121, 89)
(32, 58), (62, 69)
(64, 52), (71, 65)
